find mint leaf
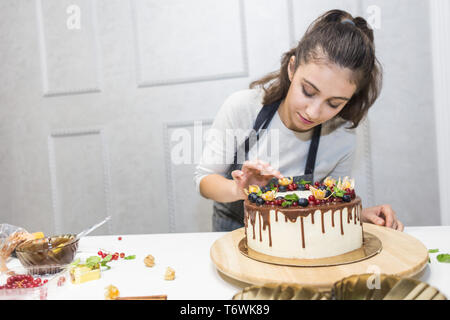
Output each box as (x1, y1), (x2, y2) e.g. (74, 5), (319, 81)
(298, 179), (311, 186)
(428, 249), (439, 253)
(70, 258), (80, 267)
(101, 262), (111, 271)
(124, 255), (136, 260)
(436, 254), (450, 263)
(282, 201), (292, 207)
(102, 254), (112, 263)
(284, 194), (299, 202)
(86, 256), (101, 268)
(334, 188), (345, 197)
(99, 254), (113, 270)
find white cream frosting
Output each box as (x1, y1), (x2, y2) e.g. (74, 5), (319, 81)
(245, 198), (363, 259)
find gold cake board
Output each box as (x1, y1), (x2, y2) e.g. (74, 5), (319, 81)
(210, 223), (429, 290)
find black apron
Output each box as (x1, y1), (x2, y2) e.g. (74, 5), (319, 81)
(212, 100), (322, 231)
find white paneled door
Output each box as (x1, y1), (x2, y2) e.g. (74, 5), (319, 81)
(0, 0), (293, 235)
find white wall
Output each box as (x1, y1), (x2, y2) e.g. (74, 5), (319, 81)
(0, 0), (444, 236)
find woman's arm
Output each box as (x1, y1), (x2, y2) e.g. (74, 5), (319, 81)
(199, 174), (245, 203)
(362, 205), (404, 231)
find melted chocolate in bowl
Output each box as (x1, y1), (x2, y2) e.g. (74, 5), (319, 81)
(15, 234), (79, 274)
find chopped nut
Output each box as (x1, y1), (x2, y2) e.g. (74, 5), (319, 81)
(164, 267), (175, 280)
(144, 254), (155, 267)
(105, 285), (120, 300)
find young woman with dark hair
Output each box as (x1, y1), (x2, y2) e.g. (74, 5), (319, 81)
(195, 9), (403, 232)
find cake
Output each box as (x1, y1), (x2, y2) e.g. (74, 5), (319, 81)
(70, 263), (101, 284)
(244, 176), (363, 259)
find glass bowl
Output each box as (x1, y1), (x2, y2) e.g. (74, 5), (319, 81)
(15, 234), (79, 274)
(0, 265), (69, 300)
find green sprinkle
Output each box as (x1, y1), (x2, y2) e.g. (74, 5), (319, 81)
(436, 254), (450, 263)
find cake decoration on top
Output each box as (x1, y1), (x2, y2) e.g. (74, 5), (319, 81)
(245, 176), (356, 208)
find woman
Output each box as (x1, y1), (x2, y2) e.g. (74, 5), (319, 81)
(195, 9), (404, 232)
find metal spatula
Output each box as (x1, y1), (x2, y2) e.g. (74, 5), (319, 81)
(77, 216), (111, 239)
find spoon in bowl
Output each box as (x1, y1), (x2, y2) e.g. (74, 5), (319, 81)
(77, 215), (111, 239)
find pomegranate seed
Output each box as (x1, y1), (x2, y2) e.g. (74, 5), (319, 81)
(314, 200), (320, 205)
(43, 279), (48, 284)
(314, 181), (320, 187)
(292, 201), (298, 207)
(304, 184), (310, 190)
(118, 237), (122, 241)
(308, 195), (316, 202)
(98, 251), (103, 256)
(120, 253), (125, 258)
(57, 276), (66, 287)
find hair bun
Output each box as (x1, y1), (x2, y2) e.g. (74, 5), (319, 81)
(352, 17), (374, 42)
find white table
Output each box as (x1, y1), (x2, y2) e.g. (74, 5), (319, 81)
(7, 226), (450, 299)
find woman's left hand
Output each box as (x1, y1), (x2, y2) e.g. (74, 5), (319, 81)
(361, 205), (404, 231)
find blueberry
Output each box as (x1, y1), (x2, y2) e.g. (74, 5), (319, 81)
(325, 190), (332, 198)
(260, 186), (268, 193)
(256, 197), (265, 206)
(319, 185), (327, 190)
(298, 198), (309, 207)
(248, 193), (258, 203)
(297, 184), (306, 191)
(342, 195), (351, 202)
(278, 185), (287, 192)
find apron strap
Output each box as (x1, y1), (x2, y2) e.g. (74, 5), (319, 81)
(304, 124), (322, 175)
(234, 100), (281, 164)
(233, 99), (322, 177)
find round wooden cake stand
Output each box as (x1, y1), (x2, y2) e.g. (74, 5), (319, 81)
(210, 223), (429, 290)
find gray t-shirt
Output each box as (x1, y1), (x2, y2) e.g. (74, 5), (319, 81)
(194, 88), (356, 193)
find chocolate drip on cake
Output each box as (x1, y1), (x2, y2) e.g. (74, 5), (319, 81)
(321, 211), (325, 234)
(331, 211), (335, 227)
(244, 197), (361, 248)
(258, 213), (262, 242)
(249, 209), (256, 240)
(359, 203), (363, 226)
(300, 217), (305, 248)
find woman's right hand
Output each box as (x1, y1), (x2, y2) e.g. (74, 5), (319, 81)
(231, 160), (284, 200)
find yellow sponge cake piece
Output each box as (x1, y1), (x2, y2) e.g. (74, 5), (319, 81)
(70, 264), (101, 284)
